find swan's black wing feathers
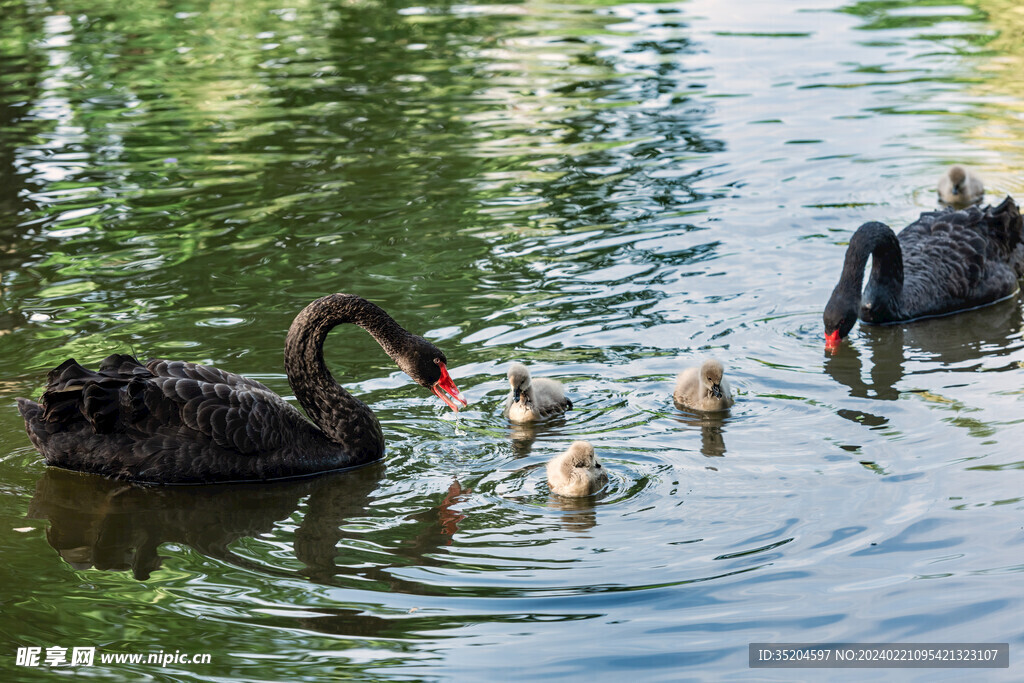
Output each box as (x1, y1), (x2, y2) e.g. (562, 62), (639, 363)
(898, 198), (1023, 317)
(147, 358), (275, 394)
(22, 354), (329, 482)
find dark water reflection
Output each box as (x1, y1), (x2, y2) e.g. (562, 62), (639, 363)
(826, 293), (1024, 400)
(2, 0), (1024, 679)
(671, 410), (729, 458)
(28, 467), (385, 582)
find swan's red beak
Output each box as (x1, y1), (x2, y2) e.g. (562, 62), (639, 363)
(432, 363), (468, 413)
(825, 330), (841, 352)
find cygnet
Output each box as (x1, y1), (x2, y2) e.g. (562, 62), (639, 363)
(937, 165), (984, 209)
(673, 359), (734, 412)
(503, 362), (573, 423)
(547, 441), (608, 497)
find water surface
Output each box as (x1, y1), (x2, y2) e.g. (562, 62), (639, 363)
(1, 0), (1023, 679)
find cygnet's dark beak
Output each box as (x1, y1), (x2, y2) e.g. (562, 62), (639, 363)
(431, 363), (467, 412)
(512, 387), (522, 403)
(711, 383), (723, 399)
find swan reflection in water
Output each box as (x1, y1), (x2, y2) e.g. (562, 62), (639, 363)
(26, 465), (471, 584)
(824, 292), (1024, 402)
(671, 408), (729, 458)
(547, 493), (600, 532)
(506, 415), (572, 459)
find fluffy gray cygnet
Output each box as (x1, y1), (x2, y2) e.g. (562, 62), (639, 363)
(503, 362), (573, 423)
(938, 165), (984, 210)
(673, 359), (734, 412)
(546, 441), (608, 497)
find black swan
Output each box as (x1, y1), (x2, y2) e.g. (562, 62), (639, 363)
(824, 197), (1024, 349)
(938, 165), (984, 210)
(17, 294), (467, 484)
(673, 358), (734, 412)
(503, 362), (573, 423)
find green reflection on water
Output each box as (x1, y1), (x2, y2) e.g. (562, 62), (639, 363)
(2, 0), (1024, 678)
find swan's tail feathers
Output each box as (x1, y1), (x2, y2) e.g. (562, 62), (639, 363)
(16, 397), (39, 419)
(991, 194), (1019, 217)
(16, 397), (42, 430)
(37, 355), (154, 434)
(989, 196), (1022, 248)
(17, 397), (49, 457)
(46, 358), (90, 386)
(100, 353), (152, 376)
(988, 196), (1024, 276)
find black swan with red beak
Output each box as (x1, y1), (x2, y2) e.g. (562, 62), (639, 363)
(824, 197), (1024, 350)
(17, 294), (466, 483)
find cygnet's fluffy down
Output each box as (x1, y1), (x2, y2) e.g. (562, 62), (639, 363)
(547, 441), (608, 497)
(503, 362), (573, 423)
(673, 359), (734, 412)
(938, 165), (984, 210)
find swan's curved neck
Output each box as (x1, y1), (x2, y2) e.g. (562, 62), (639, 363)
(841, 221), (904, 313)
(283, 294), (411, 447)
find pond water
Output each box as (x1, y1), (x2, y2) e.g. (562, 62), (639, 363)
(1, 0), (1023, 679)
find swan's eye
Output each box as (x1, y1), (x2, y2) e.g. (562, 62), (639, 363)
(433, 358), (440, 365)
(595, 463), (602, 469)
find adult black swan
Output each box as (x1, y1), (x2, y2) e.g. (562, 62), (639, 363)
(824, 197), (1024, 350)
(17, 294), (467, 484)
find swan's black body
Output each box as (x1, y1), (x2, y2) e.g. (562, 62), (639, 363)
(824, 197), (1024, 343)
(17, 294), (463, 484)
